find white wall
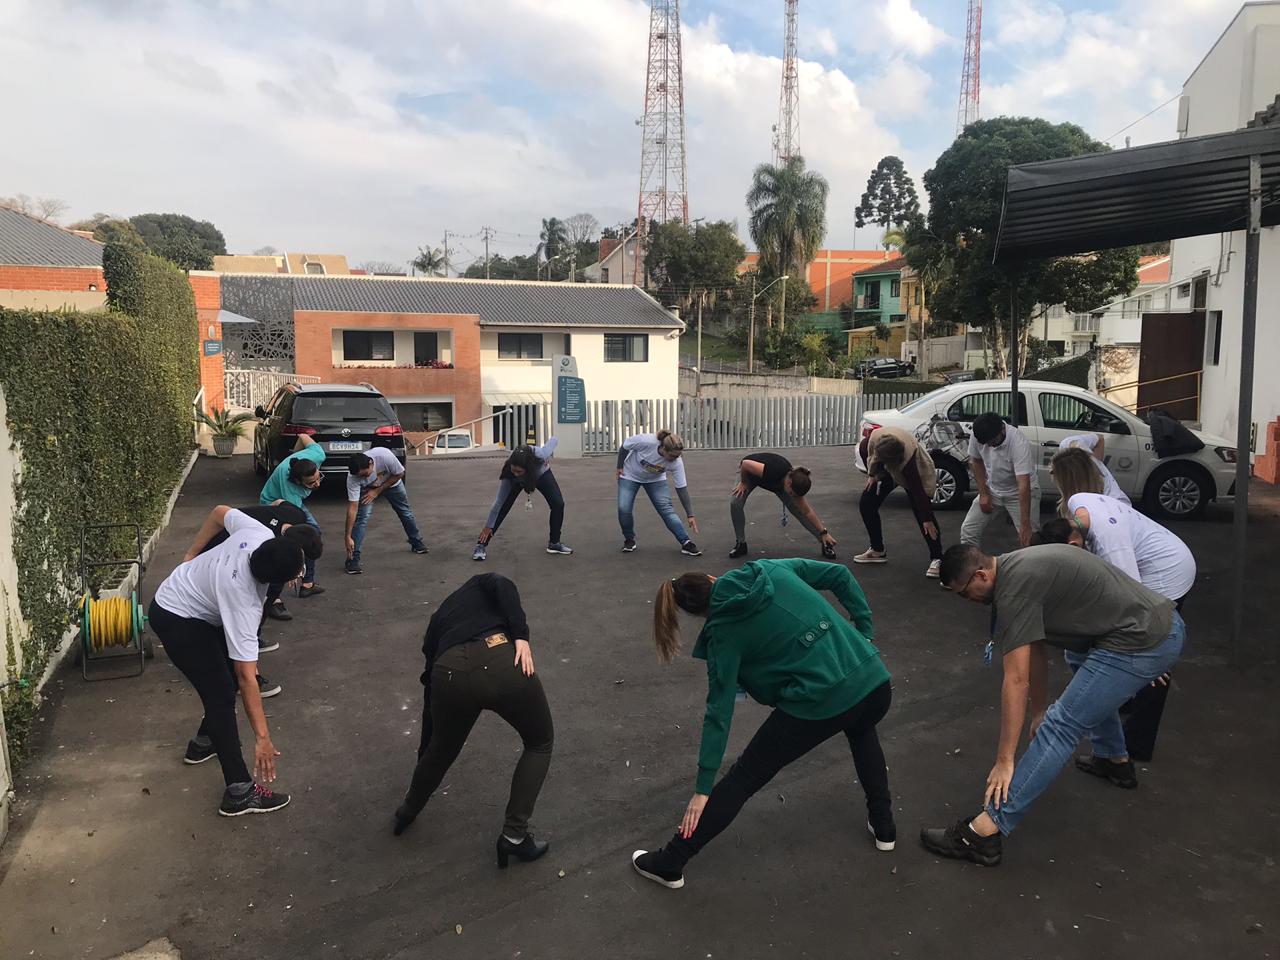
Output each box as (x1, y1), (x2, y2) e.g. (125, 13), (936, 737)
(1165, 4), (1280, 446)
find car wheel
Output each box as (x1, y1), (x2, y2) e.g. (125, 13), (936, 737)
(1144, 463), (1210, 520)
(253, 443), (268, 476)
(930, 454), (968, 510)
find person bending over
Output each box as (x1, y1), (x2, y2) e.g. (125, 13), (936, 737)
(344, 448), (427, 575)
(150, 509), (306, 816)
(727, 452), (837, 560)
(473, 437), (572, 561)
(393, 573), (554, 870)
(1058, 432), (1130, 504)
(921, 543), (1184, 866)
(616, 430), (701, 556)
(853, 425), (943, 578)
(631, 559), (894, 890)
(960, 412), (1039, 549)
(258, 434), (325, 596)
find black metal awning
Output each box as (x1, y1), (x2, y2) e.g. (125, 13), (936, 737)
(992, 122), (1276, 644)
(995, 124), (1280, 262)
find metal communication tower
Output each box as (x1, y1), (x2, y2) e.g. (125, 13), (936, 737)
(773, 0), (800, 165)
(637, 0), (689, 255)
(956, 0), (982, 136)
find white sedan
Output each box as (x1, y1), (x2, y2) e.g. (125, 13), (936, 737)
(856, 380), (1238, 520)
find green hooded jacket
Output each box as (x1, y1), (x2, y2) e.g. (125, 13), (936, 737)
(691, 559), (890, 794)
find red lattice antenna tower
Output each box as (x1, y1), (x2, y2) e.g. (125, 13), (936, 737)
(637, 0), (689, 269)
(956, 0), (982, 136)
(773, 0), (800, 165)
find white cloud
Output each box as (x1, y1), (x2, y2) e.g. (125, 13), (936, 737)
(0, 0), (905, 259)
(805, 26), (839, 58)
(861, 58), (934, 119)
(875, 0), (947, 57)
(991, 0), (1067, 48)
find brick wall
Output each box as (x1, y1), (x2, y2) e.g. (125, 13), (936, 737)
(0, 265), (105, 291)
(188, 274), (224, 412)
(294, 310), (483, 441)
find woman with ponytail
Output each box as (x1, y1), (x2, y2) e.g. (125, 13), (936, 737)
(633, 559), (896, 890)
(616, 429), (701, 556)
(472, 437), (572, 561)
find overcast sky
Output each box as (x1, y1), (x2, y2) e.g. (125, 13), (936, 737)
(0, 0), (1251, 271)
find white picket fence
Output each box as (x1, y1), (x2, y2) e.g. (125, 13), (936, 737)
(224, 369), (320, 410)
(580, 391), (930, 453)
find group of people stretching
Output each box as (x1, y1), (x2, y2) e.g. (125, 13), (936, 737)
(145, 413), (1193, 887)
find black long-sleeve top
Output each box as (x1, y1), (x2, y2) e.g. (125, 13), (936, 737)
(420, 573), (530, 685)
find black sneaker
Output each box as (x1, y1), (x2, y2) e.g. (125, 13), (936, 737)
(411, 541), (429, 554)
(258, 637), (280, 654)
(265, 601), (292, 621)
(1075, 755), (1138, 789)
(298, 584), (325, 597)
(546, 542), (574, 555)
(218, 783), (291, 817)
(631, 849), (685, 889)
(920, 816), (1003, 866)
(344, 558), (362, 575)
(729, 541), (748, 559)
(867, 820), (896, 852)
(256, 675), (282, 698)
(680, 541), (702, 557)
(621, 539), (637, 553)
(183, 739), (216, 765)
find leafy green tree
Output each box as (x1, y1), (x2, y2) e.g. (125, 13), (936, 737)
(854, 156), (920, 234)
(537, 217), (569, 278)
(462, 254), (539, 280)
(646, 220), (747, 312)
(411, 246), (446, 276)
(129, 213), (226, 271)
(746, 155), (829, 279)
(904, 117), (1138, 376)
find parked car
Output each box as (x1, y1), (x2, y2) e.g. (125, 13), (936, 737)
(854, 380), (1238, 520)
(251, 382), (406, 477)
(426, 428), (503, 455)
(849, 357), (916, 380)
(942, 369), (978, 384)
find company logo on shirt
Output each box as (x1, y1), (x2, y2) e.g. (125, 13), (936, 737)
(639, 458), (667, 475)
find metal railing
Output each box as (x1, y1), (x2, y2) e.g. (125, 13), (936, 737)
(224, 369), (320, 410)
(1098, 369), (1202, 419)
(409, 405), (552, 455)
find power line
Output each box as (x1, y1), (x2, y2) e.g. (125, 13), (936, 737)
(1103, 94), (1181, 145)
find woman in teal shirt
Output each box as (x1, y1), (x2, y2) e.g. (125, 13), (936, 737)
(632, 558), (895, 890)
(258, 435), (326, 595)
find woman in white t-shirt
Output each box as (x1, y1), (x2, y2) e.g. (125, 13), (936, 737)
(616, 430), (701, 556)
(1058, 433), (1130, 505)
(1041, 446), (1195, 763)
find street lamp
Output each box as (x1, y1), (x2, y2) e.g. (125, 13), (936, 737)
(748, 274), (789, 373)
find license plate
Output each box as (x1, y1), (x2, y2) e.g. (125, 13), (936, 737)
(328, 441), (363, 452)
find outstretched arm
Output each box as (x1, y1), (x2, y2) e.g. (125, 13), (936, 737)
(777, 558), (872, 638)
(184, 505), (232, 561)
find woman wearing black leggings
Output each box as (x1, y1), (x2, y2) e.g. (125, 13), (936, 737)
(855, 425), (943, 578)
(394, 573), (554, 869)
(631, 559), (895, 890)
(473, 438), (571, 561)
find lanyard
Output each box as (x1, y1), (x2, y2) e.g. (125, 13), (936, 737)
(984, 604), (997, 666)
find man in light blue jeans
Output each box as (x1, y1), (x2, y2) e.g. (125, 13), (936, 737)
(344, 448), (427, 574)
(922, 542), (1184, 866)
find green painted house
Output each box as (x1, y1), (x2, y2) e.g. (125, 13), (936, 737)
(851, 256), (907, 329)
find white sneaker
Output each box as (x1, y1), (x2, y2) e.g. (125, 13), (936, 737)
(926, 560), (941, 578)
(853, 548), (888, 564)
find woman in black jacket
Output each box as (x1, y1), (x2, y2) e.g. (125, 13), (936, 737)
(393, 573), (554, 868)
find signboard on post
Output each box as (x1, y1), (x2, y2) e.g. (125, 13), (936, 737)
(552, 354), (584, 458)
(203, 340), (223, 357)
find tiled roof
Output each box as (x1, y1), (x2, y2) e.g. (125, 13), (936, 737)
(0, 206), (103, 267)
(851, 256), (907, 277)
(1137, 254), (1171, 284)
(284, 275), (683, 328)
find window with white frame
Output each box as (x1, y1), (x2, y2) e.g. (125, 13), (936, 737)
(604, 333), (649, 362)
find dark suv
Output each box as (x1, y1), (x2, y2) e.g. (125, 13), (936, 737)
(252, 382), (406, 477)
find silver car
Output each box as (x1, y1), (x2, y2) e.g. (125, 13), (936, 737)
(855, 380), (1238, 520)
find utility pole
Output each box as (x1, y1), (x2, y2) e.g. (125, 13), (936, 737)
(748, 275), (757, 374)
(696, 292), (703, 372)
(481, 226), (494, 279)
(442, 230), (450, 277)
(779, 278), (788, 334)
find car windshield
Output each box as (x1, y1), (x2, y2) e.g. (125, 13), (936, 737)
(292, 394), (395, 423)
(445, 435), (470, 447)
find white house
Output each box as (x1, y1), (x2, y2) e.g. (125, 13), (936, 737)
(1165, 1), (1280, 446)
(583, 233), (643, 285)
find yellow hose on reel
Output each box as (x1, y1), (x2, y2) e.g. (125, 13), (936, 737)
(79, 594), (139, 653)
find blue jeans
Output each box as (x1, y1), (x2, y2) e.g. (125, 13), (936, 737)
(351, 481), (424, 560)
(987, 613), (1185, 835)
(617, 478), (688, 545)
(300, 504), (320, 584)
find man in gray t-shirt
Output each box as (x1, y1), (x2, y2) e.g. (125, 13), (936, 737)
(919, 542), (1184, 867)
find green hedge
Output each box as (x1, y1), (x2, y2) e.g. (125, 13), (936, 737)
(0, 247), (198, 764)
(1028, 351), (1093, 389)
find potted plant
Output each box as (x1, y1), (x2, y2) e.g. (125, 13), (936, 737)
(197, 405), (255, 458)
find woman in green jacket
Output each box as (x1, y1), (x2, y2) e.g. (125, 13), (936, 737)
(632, 558), (895, 890)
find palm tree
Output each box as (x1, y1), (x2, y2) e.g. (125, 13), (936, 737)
(537, 217), (569, 279)
(881, 226), (906, 253)
(411, 246), (445, 276)
(746, 155), (829, 279)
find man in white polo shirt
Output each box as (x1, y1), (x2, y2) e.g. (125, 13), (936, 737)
(961, 412), (1040, 549)
(344, 447), (427, 574)
(149, 509), (305, 817)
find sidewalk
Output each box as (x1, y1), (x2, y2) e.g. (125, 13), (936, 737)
(1, 449), (1276, 960)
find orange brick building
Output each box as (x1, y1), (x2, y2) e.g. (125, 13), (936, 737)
(0, 206), (106, 311)
(740, 249), (898, 311)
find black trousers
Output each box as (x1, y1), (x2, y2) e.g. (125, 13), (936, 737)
(1119, 594), (1185, 761)
(665, 681), (894, 865)
(860, 478), (943, 560)
(404, 637), (554, 835)
(491, 470), (565, 544)
(149, 600), (250, 786)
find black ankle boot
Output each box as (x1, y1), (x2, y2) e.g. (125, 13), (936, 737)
(496, 832), (549, 868)
(392, 802), (417, 836)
